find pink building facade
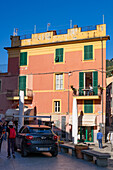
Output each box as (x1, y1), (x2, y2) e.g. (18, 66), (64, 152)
(2, 24), (110, 142)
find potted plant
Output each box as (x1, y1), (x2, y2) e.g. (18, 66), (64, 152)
(70, 85), (77, 95)
(75, 144), (89, 159)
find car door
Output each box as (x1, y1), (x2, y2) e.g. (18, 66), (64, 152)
(19, 127), (30, 147)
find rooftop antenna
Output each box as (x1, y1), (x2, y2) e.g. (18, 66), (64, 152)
(70, 20), (72, 28)
(103, 14), (104, 24)
(47, 23), (50, 31)
(34, 25), (36, 34)
(13, 28), (18, 36)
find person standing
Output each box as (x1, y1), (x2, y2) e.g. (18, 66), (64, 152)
(7, 121), (16, 158)
(3, 122), (7, 141)
(0, 120), (3, 153)
(97, 130), (103, 149)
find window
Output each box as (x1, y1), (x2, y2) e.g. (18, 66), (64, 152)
(55, 74), (63, 90)
(20, 52), (27, 66)
(22, 128), (30, 133)
(30, 128), (52, 134)
(54, 101), (60, 113)
(0, 80), (1, 92)
(79, 71), (98, 95)
(19, 76), (26, 96)
(84, 45), (93, 60)
(55, 48), (63, 63)
(84, 100), (93, 113)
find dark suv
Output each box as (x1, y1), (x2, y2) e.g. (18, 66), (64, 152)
(15, 125), (58, 157)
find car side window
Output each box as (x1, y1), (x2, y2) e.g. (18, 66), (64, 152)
(22, 127), (30, 133)
(19, 126), (24, 133)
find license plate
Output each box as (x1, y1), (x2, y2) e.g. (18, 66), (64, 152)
(36, 147), (50, 151)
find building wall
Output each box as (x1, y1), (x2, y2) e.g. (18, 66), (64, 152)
(4, 24), (109, 142)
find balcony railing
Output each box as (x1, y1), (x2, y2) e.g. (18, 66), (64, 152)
(81, 25), (97, 32)
(72, 87), (102, 97)
(6, 89), (33, 98)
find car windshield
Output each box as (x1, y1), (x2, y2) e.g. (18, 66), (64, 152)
(30, 128), (52, 134)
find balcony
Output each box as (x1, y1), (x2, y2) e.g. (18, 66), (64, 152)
(6, 89), (33, 101)
(71, 86), (101, 100)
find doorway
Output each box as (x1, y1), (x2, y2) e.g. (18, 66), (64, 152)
(78, 126), (93, 142)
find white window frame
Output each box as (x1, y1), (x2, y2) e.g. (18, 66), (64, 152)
(54, 101), (60, 113)
(55, 74), (63, 90)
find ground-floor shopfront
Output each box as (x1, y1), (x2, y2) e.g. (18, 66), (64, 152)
(78, 126), (94, 142)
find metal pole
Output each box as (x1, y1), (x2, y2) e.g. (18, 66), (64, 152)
(70, 20), (72, 28)
(68, 73), (70, 114)
(103, 15), (104, 24)
(101, 40), (103, 125)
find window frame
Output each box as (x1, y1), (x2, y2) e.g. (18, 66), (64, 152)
(20, 52), (27, 66)
(84, 45), (93, 61)
(19, 76), (26, 96)
(55, 73), (63, 90)
(84, 100), (93, 113)
(79, 71), (98, 95)
(53, 100), (61, 113)
(55, 48), (64, 63)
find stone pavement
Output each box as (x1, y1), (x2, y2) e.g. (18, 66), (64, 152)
(0, 140), (113, 170)
(63, 141), (113, 168)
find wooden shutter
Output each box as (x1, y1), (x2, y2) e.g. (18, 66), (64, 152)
(55, 49), (59, 62)
(89, 45), (93, 60)
(19, 76), (26, 96)
(84, 46), (88, 60)
(84, 45), (93, 60)
(55, 48), (63, 62)
(20, 52), (27, 66)
(93, 71), (98, 95)
(59, 48), (63, 62)
(79, 72), (84, 95)
(84, 100), (93, 113)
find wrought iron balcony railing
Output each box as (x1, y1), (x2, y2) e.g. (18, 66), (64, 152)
(6, 89), (33, 98)
(71, 87), (102, 97)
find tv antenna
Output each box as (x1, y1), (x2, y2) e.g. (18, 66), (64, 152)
(13, 28), (18, 36)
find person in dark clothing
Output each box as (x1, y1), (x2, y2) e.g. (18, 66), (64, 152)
(7, 121), (16, 158)
(0, 120), (3, 153)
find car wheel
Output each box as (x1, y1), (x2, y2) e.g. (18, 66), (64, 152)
(51, 151), (58, 157)
(21, 145), (28, 157)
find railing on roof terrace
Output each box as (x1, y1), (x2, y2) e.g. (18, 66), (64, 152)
(20, 34), (32, 40)
(0, 64), (8, 73)
(20, 29), (68, 40)
(56, 29), (67, 35)
(81, 25), (97, 32)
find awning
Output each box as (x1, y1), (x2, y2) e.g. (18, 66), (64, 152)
(78, 115), (97, 126)
(69, 115), (97, 126)
(5, 108), (33, 121)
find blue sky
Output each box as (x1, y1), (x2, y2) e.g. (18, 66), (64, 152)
(0, 0), (113, 65)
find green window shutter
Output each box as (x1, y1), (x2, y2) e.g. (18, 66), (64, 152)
(19, 76), (26, 96)
(79, 72), (84, 95)
(93, 71), (98, 95)
(84, 45), (93, 60)
(84, 100), (93, 113)
(55, 49), (59, 62)
(84, 46), (88, 60)
(55, 48), (63, 62)
(89, 45), (93, 60)
(20, 52), (27, 66)
(59, 48), (63, 62)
